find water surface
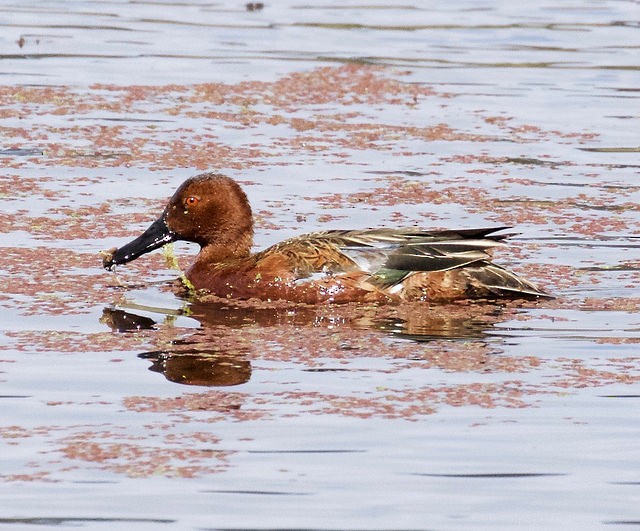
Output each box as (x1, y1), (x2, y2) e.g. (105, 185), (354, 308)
(0, 1), (639, 529)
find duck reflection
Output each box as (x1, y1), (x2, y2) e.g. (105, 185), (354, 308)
(100, 307), (157, 332)
(139, 349), (251, 386)
(101, 299), (513, 387)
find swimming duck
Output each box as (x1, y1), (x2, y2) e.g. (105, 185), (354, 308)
(102, 172), (550, 303)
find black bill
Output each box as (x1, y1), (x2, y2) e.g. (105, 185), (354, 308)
(102, 215), (176, 270)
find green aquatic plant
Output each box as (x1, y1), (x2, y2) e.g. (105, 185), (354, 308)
(162, 243), (196, 294)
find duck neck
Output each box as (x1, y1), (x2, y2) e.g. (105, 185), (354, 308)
(197, 231), (253, 264)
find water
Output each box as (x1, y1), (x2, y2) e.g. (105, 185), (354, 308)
(0, 1), (639, 529)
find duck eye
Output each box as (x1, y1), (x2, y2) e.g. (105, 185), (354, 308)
(185, 196), (199, 207)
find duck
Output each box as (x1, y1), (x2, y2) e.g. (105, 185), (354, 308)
(102, 172), (551, 303)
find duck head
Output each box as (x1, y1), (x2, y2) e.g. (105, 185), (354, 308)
(103, 173), (254, 270)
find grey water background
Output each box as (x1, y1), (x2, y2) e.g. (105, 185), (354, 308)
(1, 1), (639, 530)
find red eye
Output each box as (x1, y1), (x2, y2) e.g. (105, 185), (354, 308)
(185, 196), (199, 207)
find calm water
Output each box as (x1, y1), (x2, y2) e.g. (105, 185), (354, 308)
(1, 1), (639, 529)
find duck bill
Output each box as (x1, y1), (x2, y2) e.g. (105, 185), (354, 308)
(103, 216), (176, 270)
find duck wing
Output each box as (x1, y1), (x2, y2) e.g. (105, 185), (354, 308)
(266, 226), (507, 275)
(316, 226), (511, 275)
(314, 227), (550, 299)
(258, 226), (550, 300)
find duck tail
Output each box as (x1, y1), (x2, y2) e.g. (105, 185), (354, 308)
(463, 262), (553, 300)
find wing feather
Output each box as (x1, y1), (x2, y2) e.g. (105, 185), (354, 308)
(257, 226), (550, 299)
